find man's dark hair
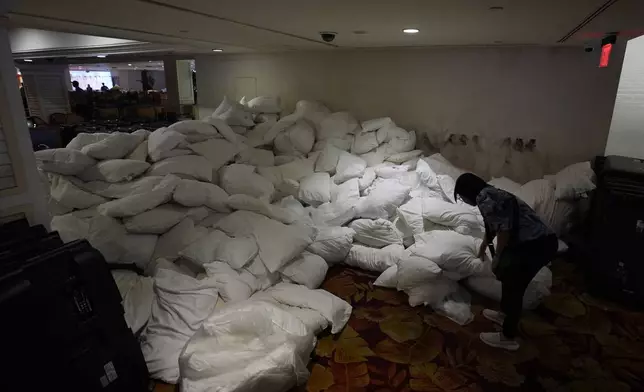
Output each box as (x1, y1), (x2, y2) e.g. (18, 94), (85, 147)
(454, 173), (488, 204)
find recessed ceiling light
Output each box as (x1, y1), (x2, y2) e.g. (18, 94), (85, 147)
(179, 29), (189, 33)
(353, 30), (368, 35)
(148, 60), (152, 62)
(97, 55), (107, 58)
(212, 49), (223, 52)
(489, 6), (504, 10)
(24, 59), (33, 62)
(128, 63), (133, 66)
(402, 28), (419, 34)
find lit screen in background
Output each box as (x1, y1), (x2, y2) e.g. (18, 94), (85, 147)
(69, 70), (113, 90)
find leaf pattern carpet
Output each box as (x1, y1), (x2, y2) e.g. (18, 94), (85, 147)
(304, 260), (644, 392)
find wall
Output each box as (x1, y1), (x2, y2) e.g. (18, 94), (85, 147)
(196, 45), (625, 171)
(605, 35), (644, 159)
(112, 70), (165, 91)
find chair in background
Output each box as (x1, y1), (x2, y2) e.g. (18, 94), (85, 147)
(49, 113), (68, 125)
(136, 106), (157, 122)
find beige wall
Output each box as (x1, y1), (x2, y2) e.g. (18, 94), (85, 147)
(196, 45), (625, 169)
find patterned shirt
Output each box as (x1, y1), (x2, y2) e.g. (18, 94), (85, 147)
(476, 186), (553, 245)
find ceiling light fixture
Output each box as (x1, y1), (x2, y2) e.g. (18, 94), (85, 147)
(402, 28), (419, 34)
(24, 59), (33, 62)
(128, 63), (133, 66)
(212, 49), (223, 52)
(489, 6), (504, 10)
(97, 55), (107, 58)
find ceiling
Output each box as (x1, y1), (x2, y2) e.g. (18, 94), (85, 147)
(6, 0), (644, 55)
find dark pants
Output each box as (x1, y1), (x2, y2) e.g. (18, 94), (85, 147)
(498, 234), (558, 338)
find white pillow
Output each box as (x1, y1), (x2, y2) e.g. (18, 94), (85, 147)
(412, 231), (484, 278)
(35, 148), (96, 175)
(274, 120), (315, 156)
(318, 112), (359, 141)
(345, 244), (405, 273)
(351, 131), (381, 155)
(148, 155), (213, 182)
(173, 179), (230, 212)
(356, 179), (411, 219)
(332, 178), (360, 203)
(97, 174), (180, 217)
(51, 213), (127, 263)
(396, 255), (442, 290)
(152, 218), (208, 261)
(188, 138), (241, 171)
(307, 226), (355, 263)
(280, 251), (328, 289)
(358, 168), (376, 192)
(127, 140), (148, 161)
(335, 153), (367, 184)
(169, 120), (218, 136)
(179, 230), (228, 266)
(204, 262), (255, 303)
(246, 96), (281, 114)
(78, 159), (150, 183)
(81, 132), (144, 160)
(66, 133), (110, 150)
(315, 143), (344, 174)
(235, 148), (275, 167)
(218, 105), (254, 127)
(310, 201), (358, 227)
(554, 161), (595, 200)
(349, 218), (403, 248)
(124, 204), (208, 234)
(76, 176), (163, 199)
(216, 236), (259, 269)
(386, 150), (423, 164)
(361, 117), (393, 133)
(49, 174), (107, 209)
(220, 164), (275, 201)
(298, 172), (331, 206)
(227, 194), (296, 224)
(374, 265), (398, 288)
(120, 234), (158, 269)
(147, 127), (188, 162)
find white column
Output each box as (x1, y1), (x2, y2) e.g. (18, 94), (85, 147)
(163, 58), (194, 119)
(163, 58), (180, 118)
(0, 20), (49, 226)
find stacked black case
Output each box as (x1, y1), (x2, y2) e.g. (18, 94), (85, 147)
(587, 155), (644, 306)
(0, 219), (149, 391)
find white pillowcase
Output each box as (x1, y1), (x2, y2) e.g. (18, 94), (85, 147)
(35, 148), (96, 175)
(148, 155), (213, 182)
(173, 179), (230, 212)
(335, 153), (367, 184)
(78, 159), (150, 183)
(280, 251), (328, 289)
(349, 218), (404, 248)
(553, 161), (595, 200)
(188, 138), (241, 171)
(298, 172), (331, 206)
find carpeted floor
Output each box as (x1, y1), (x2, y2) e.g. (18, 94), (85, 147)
(306, 260), (644, 392)
(153, 259), (644, 392)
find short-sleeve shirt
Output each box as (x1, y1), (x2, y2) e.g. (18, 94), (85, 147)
(476, 186), (553, 245)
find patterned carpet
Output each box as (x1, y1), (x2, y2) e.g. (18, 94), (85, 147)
(306, 260), (644, 392)
(152, 259), (644, 392)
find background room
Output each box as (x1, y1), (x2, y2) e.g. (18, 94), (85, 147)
(1, 1), (644, 392)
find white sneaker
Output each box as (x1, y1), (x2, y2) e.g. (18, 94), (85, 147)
(480, 332), (520, 351)
(482, 309), (505, 325)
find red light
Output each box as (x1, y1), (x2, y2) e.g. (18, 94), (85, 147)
(599, 43), (612, 68)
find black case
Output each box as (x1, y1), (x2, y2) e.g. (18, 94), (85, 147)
(587, 155), (644, 306)
(0, 239), (149, 392)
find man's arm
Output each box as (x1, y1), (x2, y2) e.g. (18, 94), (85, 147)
(492, 230), (511, 267)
